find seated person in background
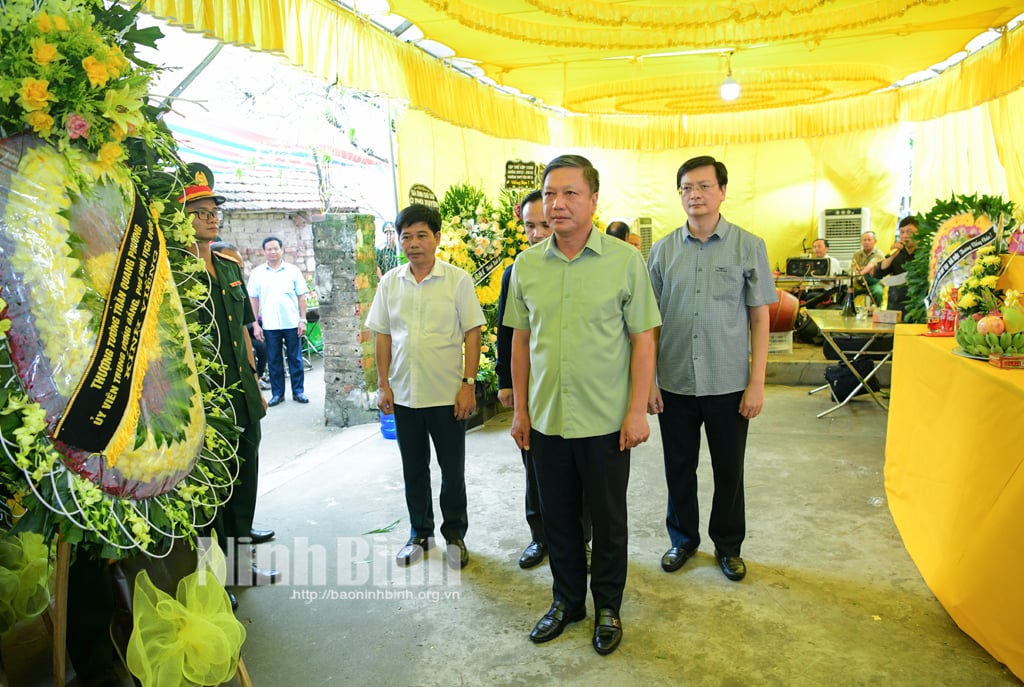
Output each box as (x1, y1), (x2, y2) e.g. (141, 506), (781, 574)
(850, 231), (885, 306)
(606, 221), (629, 240)
(606, 220), (643, 250)
(812, 238), (843, 276)
(872, 216), (919, 315)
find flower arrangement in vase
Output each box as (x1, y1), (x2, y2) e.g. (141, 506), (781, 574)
(436, 184), (530, 394)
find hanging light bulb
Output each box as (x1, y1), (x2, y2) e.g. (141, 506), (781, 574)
(720, 52), (740, 101)
(720, 76), (740, 101)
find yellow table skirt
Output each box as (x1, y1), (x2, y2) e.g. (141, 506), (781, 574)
(885, 324), (1024, 679)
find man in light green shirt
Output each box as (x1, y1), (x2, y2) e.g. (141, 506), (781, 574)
(505, 154), (660, 656)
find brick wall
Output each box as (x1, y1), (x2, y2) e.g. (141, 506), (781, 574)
(218, 211), (316, 282)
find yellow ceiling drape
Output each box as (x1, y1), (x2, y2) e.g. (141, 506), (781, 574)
(142, 0), (1024, 149)
(144, 0), (551, 143)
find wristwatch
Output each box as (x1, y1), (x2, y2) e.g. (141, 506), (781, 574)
(462, 377), (475, 385)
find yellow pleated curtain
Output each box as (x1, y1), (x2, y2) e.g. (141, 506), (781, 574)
(142, 0), (1024, 257)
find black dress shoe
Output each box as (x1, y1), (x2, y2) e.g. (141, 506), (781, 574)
(715, 549), (747, 581)
(396, 536), (433, 566)
(661, 544), (698, 572)
(228, 590), (239, 611)
(250, 564), (280, 585)
(519, 541), (547, 569)
(249, 528), (275, 544)
(268, 395), (283, 407)
(293, 393), (310, 403)
(529, 601), (586, 643)
(593, 607), (623, 655)
(446, 539), (469, 569)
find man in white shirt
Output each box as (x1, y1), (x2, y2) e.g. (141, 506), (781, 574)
(365, 204), (485, 570)
(812, 238), (843, 276)
(249, 236), (309, 406)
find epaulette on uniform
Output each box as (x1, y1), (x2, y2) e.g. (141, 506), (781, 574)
(213, 250), (242, 266)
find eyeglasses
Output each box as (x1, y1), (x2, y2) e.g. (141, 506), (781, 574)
(679, 183), (718, 196)
(188, 208), (223, 222)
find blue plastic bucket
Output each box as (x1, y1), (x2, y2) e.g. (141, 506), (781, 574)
(380, 411), (397, 440)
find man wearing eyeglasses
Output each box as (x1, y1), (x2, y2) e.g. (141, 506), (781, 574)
(646, 155), (776, 583)
(182, 163), (277, 602)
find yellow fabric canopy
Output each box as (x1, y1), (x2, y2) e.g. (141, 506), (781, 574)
(143, 0), (1024, 148)
(141, 0), (1024, 264)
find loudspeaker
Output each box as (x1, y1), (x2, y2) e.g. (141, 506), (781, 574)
(786, 257), (829, 277)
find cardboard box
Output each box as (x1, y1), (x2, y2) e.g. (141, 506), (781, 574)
(768, 330), (793, 354)
(988, 353), (1024, 369)
(872, 310), (903, 324)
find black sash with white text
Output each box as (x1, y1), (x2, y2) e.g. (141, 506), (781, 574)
(53, 191), (160, 453)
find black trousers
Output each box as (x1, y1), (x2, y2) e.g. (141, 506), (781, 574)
(213, 420), (261, 550)
(522, 448), (545, 543)
(658, 389), (748, 556)
(265, 327), (305, 397)
(67, 553), (115, 679)
(394, 404), (468, 542)
(523, 448), (593, 544)
(531, 430), (628, 612)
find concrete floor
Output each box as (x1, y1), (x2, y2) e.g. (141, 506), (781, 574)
(3, 348), (1021, 685)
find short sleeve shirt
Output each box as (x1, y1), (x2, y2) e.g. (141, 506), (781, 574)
(504, 228), (661, 438)
(248, 262), (307, 330)
(852, 247), (884, 272)
(365, 259), (486, 408)
(647, 216), (777, 397)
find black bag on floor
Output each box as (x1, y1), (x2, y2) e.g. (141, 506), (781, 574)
(793, 309), (823, 344)
(824, 358), (880, 402)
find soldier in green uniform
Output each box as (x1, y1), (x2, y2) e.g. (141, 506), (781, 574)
(181, 164), (276, 596)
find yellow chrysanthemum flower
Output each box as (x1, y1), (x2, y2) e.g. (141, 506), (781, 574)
(958, 292), (978, 309)
(83, 252), (117, 296)
(82, 55), (111, 87)
(35, 12), (54, 32)
(97, 141), (124, 168)
(26, 110), (54, 136)
(31, 38), (60, 65)
(981, 254), (1003, 268)
(18, 78), (56, 111)
(103, 45), (129, 77)
(980, 275), (999, 289)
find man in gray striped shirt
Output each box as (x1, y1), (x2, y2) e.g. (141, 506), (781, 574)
(646, 155), (777, 582)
